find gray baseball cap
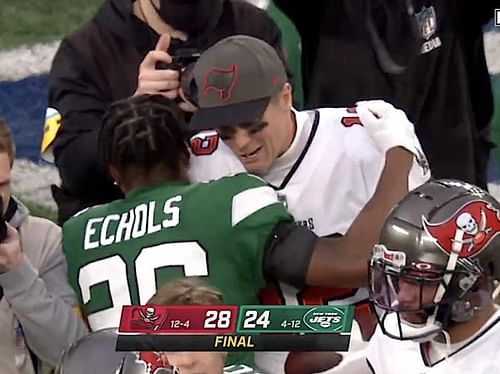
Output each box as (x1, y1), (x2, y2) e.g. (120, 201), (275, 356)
(188, 35), (287, 130)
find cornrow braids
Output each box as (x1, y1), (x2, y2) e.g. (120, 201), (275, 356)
(99, 95), (190, 180)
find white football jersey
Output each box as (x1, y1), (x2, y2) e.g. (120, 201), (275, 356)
(188, 108), (431, 374)
(189, 108), (429, 235)
(366, 309), (500, 374)
(187, 130), (246, 181)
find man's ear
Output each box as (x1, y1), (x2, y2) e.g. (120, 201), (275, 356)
(108, 165), (121, 187)
(281, 83), (293, 108)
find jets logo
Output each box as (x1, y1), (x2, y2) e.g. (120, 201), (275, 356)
(303, 307), (345, 332)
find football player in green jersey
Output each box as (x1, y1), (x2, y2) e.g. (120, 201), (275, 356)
(63, 94), (413, 340)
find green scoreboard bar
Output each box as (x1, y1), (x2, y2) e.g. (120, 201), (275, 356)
(236, 305), (354, 334)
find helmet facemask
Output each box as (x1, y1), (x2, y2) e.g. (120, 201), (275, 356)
(369, 243), (485, 342)
(369, 180), (500, 343)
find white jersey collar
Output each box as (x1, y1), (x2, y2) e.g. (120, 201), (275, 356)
(263, 109), (315, 185)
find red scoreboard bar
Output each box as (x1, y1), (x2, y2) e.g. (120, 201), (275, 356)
(119, 305), (238, 334)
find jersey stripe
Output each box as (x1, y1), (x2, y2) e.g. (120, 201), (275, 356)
(231, 186), (279, 227)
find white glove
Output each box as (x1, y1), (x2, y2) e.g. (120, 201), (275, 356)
(356, 100), (432, 187)
(356, 100), (418, 155)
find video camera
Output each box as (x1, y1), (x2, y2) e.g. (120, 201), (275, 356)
(156, 47), (201, 72)
(171, 48), (201, 71)
(156, 48), (201, 106)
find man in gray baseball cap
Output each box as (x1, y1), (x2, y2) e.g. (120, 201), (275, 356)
(183, 35), (431, 374)
(185, 35), (297, 175)
(188, 35), (288, 132)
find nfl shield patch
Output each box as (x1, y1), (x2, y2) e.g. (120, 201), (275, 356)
(416, 6), (437, 40)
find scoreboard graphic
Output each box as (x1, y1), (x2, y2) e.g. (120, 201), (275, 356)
(116, 305), (354, 352)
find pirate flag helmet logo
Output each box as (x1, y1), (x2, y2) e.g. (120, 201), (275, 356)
(423, 200), (500, 258)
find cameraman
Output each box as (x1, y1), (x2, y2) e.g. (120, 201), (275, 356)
(44, 0), (285, 224)
(0, 119), (88, 373)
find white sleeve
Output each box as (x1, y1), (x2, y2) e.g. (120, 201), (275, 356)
(355, 100), (432, 190)
(345, 126), (430, 195)
(188, 140), (246, 183)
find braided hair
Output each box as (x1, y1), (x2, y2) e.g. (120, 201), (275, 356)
(99, 95), (190, 182)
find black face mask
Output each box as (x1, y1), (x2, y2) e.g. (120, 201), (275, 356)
(154, 0), (224, 36)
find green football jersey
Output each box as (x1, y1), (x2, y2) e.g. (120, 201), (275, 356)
(63, 173), (292, 333)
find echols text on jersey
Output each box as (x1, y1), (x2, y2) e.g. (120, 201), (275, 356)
(83, 196), (182, 250)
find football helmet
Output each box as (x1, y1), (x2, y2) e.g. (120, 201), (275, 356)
(56, 328), (173, 374)
(369, 179), (500, 341)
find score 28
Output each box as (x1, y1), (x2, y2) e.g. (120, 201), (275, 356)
(202, 308), (271, 330)
(203, 310), (233, 329)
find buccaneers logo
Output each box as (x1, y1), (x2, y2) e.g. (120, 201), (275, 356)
(131, 306), (168, 331)
(203, 64), (239, 102)
(423, 200), (500, 258)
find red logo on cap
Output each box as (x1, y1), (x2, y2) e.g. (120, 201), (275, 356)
(272, 76), (281, 86)
(423, 200), (500, 258)
(203, 64), (239, 102)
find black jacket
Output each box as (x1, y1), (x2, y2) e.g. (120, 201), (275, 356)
(275, 0), (495, 189)
(49, 0), (283, 223)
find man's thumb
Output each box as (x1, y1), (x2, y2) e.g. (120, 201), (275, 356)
(155, 33), (171, 52)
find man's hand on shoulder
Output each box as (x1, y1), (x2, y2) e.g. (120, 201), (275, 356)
(356, 100), (419, 156)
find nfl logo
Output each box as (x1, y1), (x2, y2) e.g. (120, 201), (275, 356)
(416, 6), (437, 40)
(495, 9), (500, 26)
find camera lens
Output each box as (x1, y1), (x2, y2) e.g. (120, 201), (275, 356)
(180, 63), (198, 106)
